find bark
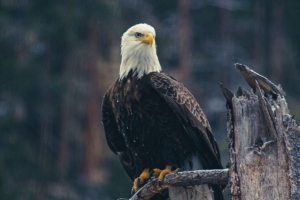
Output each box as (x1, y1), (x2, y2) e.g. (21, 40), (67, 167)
(118, 169), (229, 200)
(221, 63), (300, 200)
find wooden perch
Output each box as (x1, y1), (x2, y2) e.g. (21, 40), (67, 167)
(221, 63), (300, 200)
(118, 169), (229, 200)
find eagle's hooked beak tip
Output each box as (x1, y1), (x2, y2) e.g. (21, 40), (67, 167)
(140, 33), (153, 48)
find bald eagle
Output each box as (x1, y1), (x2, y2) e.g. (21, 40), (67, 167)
(102, 24), (224, 200)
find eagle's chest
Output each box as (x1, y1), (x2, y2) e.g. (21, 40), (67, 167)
(112, 77), (165, 148)
(113, 78), (148, 115)
(112, 78), (143, 120)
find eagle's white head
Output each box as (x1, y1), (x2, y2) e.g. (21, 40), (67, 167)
(119, 23), (161, 79)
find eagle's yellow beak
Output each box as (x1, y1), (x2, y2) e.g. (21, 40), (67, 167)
(139, 33), (153, 48)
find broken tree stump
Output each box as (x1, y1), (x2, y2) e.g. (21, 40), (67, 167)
(221, 63), (300, 200)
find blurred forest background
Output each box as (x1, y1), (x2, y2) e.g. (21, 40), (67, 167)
(1, 0), (299, 199)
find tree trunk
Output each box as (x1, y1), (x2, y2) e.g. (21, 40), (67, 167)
(253, 0), (266, 72)
(83, 19), (105, 184)
(222, 64), (300, 200)
(269, 0), (284, 83)
(177, 0), (192, 85)
(218, 0), (232, 86)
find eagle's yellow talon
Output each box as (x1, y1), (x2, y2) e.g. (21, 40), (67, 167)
(154, 165), (180, 182)
(131, 168), (150, 193)
(132, 178), (140, 192)
(153, 168), (162, 177)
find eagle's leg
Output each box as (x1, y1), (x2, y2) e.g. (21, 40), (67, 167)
(153, 165), (179, 184)
(132, 168), (150, 192)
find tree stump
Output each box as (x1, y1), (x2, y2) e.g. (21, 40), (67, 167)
(221, 64), (300, 200)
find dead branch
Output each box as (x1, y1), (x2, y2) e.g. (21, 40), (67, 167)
(234, 63), (285, 96)
(118, 169), (229, 200)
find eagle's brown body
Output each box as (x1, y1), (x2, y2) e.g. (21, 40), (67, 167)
(102, 71), (224, 199)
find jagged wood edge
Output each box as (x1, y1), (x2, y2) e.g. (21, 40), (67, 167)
(220, 83), (234, 109)
(234, 63), (285, 96)
(254, 80), (278, 140)
(118, 169), (229, 200)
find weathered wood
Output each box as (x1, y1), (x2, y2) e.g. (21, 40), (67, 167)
(225, 98), (240, 200)
(220, 83), (234, 109)
(255, 80), (278, 139)
(224, 63), (300, 200)
(283, 115), (300, 200)
(234, 63), (285, 96)
(118, 169), (229, 200)
(232, 90), (290, 199)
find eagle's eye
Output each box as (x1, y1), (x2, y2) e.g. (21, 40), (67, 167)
(135, 32), (143, 38)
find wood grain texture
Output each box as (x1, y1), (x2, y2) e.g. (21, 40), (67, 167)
(231, 90), (290, 200)
(225, 64), (300, 200)
(283, 115), (300, 200)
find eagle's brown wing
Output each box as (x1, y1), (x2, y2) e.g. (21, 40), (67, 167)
(102, 89), (135, 180)
(148, 72), (222, 169)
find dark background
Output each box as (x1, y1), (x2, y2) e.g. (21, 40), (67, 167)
(1, 0), (299, 199)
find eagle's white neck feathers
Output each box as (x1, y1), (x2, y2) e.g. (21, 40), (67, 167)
(119, 23), (161, 79)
